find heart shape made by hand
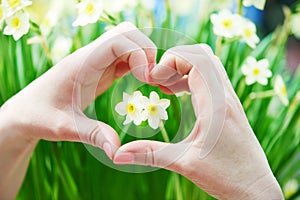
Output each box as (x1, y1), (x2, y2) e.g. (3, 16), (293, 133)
(70, 23), (227, 175)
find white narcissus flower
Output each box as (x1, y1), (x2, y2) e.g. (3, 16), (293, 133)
(3, 11), (29, 40)
(240, 19), (259, 48)
(210, 9), (242, 38)
(291, 13), (300, 39)
(2, 0), (32, 17)
(274, 75), (289, 106)
(243, 0), (266, 10)
(115, 91), (148, 126)
(103, 0), (138, 14)
(140, 0), (155, 11)
(283, 179), (298, 199)
(51, 36), (73, 64)
(142, 91), (170, 129)
(0, 4), (6, 28)
(72, 0), (102, 27)
(170, 0), (196, 15)
(40, 10), (59, 36)
(241, 56), (272, 85)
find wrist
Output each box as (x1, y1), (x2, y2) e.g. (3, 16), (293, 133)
(0, 102), (38, 145)
(239, 173), (284, 200)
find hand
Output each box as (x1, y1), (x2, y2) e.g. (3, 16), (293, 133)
(0, 22), (156, 198)
(113, 45), (284, 199)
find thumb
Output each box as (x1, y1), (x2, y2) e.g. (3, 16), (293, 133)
(75, 115), (121, 160)
(113, 140), (190, 171)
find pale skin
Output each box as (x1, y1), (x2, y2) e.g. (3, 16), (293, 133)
(0, 22), (283, 199)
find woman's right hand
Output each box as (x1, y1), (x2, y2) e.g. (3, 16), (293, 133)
(114, 44), (284, 199)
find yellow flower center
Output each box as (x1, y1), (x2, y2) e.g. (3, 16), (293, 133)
(8, 0), (21, 9)
(222, 19), (233, 29)
(281, 86), (287, 96)
(126, 103), (136, 114)
(43, 18), (50, 27)
(0, 7), (3, 19)
(285, 189), (296, 199)
(11, 17), (21, 29)
(253, 68), (260, 76)
(244, 28), (253, 38)
(148, 105), (158, 116)
(84, 3), (95, 15)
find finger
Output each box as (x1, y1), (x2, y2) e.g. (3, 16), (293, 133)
(74, 115), (121, 160)
(152, 44), (227, 159)
(113, 140), (190, 172)
(185, 47), (226, 159)
(151, 53), (192, 85)
(74, 35), (150, 108)
(159, 77), (190, 95)
(117, 22), (157, 82)
(152, 44), (229, 87)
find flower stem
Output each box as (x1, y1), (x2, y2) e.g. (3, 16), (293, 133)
(159, 123), (183, 200)
(174, 173), (183, 200)
(159, 123), (170, 143)
(237, 0), (243, 15)
(249, 90), (276, 99)
(243, 90), (276, 110)
(215, 36), (223, 57)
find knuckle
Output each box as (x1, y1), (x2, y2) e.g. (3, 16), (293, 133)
(87, 124), (103, 147)
(117, 21), (137, 30)
(225, 94), (237, 119)
(52, 115), (75, 140)
(198, 44), (214, 55)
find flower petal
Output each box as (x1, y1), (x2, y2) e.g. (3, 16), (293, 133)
(264, 69), (272, 78)
(258, 59), (270, 69)
(115, 102), (127, 115)
(148, 116), (160, 129)
(157, 99), (170, 109)
(123, 115), (132, 125)
(133, 116), (143, 125)
(257, 77), (268, 85)
(133, 91), (143, 98)
(241, 64), (250, 75)
(149, 91), (160, 103)
(158, 107), (168, 120)
(123, 92), (131, 102)
(245, 76), (256, 85)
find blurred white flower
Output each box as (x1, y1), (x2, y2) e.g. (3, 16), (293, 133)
(3, 11), (29, 40)
(51, 36), (72, 64)
(274, 75), (289, 106)
(40, 11), (58, 36)
(283, 179), (298, 199)
(0, 4), (6, 28)
(240, 19), (259, 48)
(291, 13), (300, 39)
(2, 0), (32, 17)
(170, 0), (196, 15)
(243, 0), (266, 10)
(139, 0), (155, 11)
(115, 91), (148, 126)
(242, 56), (272, 85)
(72, 0), (102, 27)
(142, 91), (170, 129)
(104, 24), (115, 32)
(122, 0), (138, 9)
(175, 91), (191, 97)
(103, 0), (137, 13)
(210, 9), (242, 38)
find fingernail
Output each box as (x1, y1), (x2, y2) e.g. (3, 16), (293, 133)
(113, 152), (134, 164)
(103, 143), (113, 160)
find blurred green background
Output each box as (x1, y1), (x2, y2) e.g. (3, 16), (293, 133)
(1, 0), (300, 199)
